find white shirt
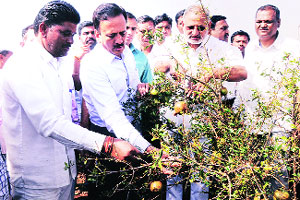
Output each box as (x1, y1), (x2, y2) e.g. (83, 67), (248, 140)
(169, 35), (244, 99)
(80, 45), (150, 152)
(162, 36), (244, 127)
(238, 33), (300, 132)
(1, 41), (105, 189)
(147, 37), (174, 74)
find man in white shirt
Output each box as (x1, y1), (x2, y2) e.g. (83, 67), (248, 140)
(230, 30), (250, 58)
(237, 4), (300, 196)
(136, 15), (156, 57)
(210, 15), (230, 42)
(1, 1), (140, 199)
(154, 13), (173, 45)
(80, 4), (174, 197)
(160, 4), (247, 200)
(160, 5), (246, 103)
(80, 3), (167, 158)
(175, 9), (185, 35)
(240, 4), (300, 135)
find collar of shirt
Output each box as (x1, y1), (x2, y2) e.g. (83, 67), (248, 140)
(252, 32), (284, 52)
(29, 41), (64, 71)
(86, 44), (140, 87)
(95, 44), (128, 64)
(194, 35), (221, 53)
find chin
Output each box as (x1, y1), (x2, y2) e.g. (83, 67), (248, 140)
(113, 50), (124, 57)
(188, 40), (201, 45)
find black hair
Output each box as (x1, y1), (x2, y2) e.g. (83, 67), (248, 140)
(175, 9), (185, 24)
(93, 3), (127, 31)
(210, 15), (227, 30)
(256, 4), (280, 21)
(33, 1), (80, 35)
(230, 30), (250, 43)
(0, 50), (12, 56)
(126, 12), (136, 21)
(154, 13), (172, 27)
(137, 15), (154, 25)
(78, 21), (93, 35)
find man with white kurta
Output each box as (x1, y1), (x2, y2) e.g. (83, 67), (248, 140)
(1, 1), (140, 199)
(157, 4), (247, 200)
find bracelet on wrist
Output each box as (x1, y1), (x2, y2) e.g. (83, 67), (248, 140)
(103, 136), (114, 155)
(74, 56), (81, 62)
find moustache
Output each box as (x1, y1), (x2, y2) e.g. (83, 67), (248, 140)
(63, 44), (71, 48)
(260, 27), (269, 30)
(114, 43), (124, 48)
(86, 38), (96, 44)
(190, 36), (201, 40)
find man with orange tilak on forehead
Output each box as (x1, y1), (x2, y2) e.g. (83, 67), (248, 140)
(156, 4), (247, 200)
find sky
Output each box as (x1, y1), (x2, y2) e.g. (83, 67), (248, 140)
(0, 0), (299, 51)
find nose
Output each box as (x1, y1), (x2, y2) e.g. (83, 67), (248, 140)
(127, 29), (133, 36)
(192, 27), (199, 35)
(261, 22), (268, 28)
(239, 42), (246, 47)
(67, 36), (74, 44)
(116, 33), (124, 44)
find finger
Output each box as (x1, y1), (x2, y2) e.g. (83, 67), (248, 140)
(139, 87), (146, 96)
(162, 159), (182, 168)
(161, 167), (173, 175)
(187, 90), (192, 97)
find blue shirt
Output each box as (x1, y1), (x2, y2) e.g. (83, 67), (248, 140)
(129, 44), (153, 83)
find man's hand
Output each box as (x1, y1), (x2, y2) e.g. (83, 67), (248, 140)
(137, 83), (149, 96)
(75, 44), (92, 60)
(146, 146), (181, 175)
(102, 137), (141, 160)
(111, 138), (141, 160)
(187, 74), (211, 98)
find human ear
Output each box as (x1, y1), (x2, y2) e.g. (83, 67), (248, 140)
(277, 19), (281, 28)
(39, 22), (48, 38)
(95, 29), (101, 38)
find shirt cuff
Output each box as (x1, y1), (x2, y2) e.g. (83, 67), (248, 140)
(130, 134), (151, 153)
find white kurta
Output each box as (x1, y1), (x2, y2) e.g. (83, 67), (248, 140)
(1, 41), (106, 189)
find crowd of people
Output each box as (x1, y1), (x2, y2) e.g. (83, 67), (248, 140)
(0, 1), (299, 199)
